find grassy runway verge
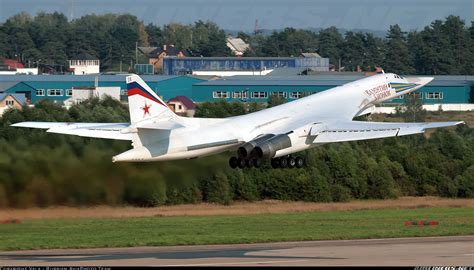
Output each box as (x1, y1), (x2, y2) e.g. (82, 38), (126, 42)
(0, 207), (472, 251)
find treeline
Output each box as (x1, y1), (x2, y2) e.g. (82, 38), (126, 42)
(0, 99), (472, 208)
(1, 12), (473, 75)
(241, 16), (474, 74)
(0, 12), (231, 72)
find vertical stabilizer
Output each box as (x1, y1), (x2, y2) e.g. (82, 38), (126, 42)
(126, 74), (173, 124)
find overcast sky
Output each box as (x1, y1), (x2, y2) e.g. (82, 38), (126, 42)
(0, 0), (472, 32)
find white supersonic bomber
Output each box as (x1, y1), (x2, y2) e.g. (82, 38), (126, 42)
(12, 73), (464, 169)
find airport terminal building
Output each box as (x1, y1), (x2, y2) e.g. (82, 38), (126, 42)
(0, 74), (472, 109)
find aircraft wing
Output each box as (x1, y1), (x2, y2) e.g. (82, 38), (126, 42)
(312, 121), (464, 143)
(11, 122), (132, 140)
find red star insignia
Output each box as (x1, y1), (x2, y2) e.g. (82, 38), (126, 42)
(141, 102), (152, 117)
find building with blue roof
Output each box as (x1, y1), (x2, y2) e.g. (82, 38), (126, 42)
(191, 75), (474, 105)
(0, 74), (472, 107)
(162, 56), (330, 75)
(0, 75), (205, 104)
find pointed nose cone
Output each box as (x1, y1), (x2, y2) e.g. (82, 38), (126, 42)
(406, 76), (434, 87)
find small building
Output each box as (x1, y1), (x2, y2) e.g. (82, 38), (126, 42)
(69, 53), (100, 75)
(64, 86), (121, 106)
(140, 45), (188, 73)
(1, 58), (24, 70)
(226, 37), (250, 56)
(0, 93), (26, 115)
(0, 58), (26, 75)
(167, 95), (196, 117)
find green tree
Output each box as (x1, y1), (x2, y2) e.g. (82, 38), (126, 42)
(41, 41), (68, 69)
(443, 16), (472, 74)
(236, 31), (252, 43)
(267, 94), (286, 107)
(190, 21), (232, 56)
(261, 28), (319, 57)
(145, 23), (163, 46)
(456, 165), (474, 198)
(402, 93), (426, 122)
(363, 33), (385, 70)
(11, 31), (35, 60)
(29, 12), (68, 48)
(383, 24), (415, 74)
(162, 23), (193, 49)
(124, 171), (167, 207)
(243, 34), (267, 57)
(202, 172), (232, 205)
(342, 32), (366, 71)
(318, 27), (343, 70)
(195, 100), (247, 118)
(0, 28), (10, 57)
(227, 170), (259, 201)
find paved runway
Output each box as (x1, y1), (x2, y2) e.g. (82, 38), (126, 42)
(1, 236), (473, 266)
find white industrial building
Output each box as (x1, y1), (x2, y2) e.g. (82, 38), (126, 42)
(64, 86), (120, 106)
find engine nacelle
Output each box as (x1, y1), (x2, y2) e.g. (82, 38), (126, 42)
(253, 134), (292, 160)
(238, 134), (275, 158)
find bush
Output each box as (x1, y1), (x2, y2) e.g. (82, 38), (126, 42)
(0, 184), (9, 208)
(201, 172), (232, 205)
(165, 181), (202, 205)
(298, 171), (332, 202)
(456, 165), (474, 198)
(331, 184), (352, 202)
(227, 170), (259, 201)
(124, 172), (167, 207)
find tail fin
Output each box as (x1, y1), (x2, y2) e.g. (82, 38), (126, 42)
(126, 74), (173, 124)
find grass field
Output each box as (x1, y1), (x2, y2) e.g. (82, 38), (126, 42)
(0, 206), (472, 251)
(0, 197), (472, 220)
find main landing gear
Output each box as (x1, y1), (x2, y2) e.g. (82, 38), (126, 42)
(270, 156), (305, 169)
(228, 155), (305, 169)
(228, 156), (263, 169)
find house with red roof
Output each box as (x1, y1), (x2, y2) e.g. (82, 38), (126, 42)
(2, 59), (24, 70)
(167, 95), (196, 117)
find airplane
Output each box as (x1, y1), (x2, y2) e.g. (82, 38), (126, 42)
(12, 73), (464, 169)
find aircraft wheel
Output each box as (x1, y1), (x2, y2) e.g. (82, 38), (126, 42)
(237, 157), (246, 169)
(271, 158), (280, 169)
(246, 159), (254, 168)
(287, 156), (296, 168)
(279, 157), (288, 168)
(253, 158), (262, 168)
(229, 156), (238, 168)
(296, 157), (305, 168)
